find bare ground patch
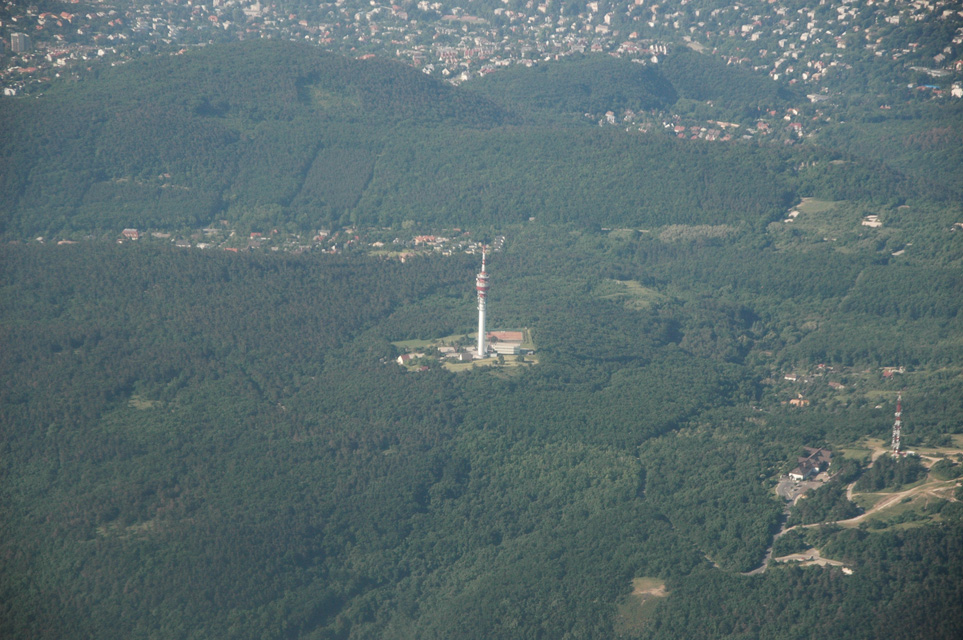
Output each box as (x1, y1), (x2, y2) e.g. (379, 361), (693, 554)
(773, 548), (847, 570)
(614, 577), (667, 637)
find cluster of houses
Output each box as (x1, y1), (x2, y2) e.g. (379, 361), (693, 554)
(775, 363), (849, 407)
(645, 111), (806, 144)
(396, 330), (527, 369)
(391, 233), (498, 261)
(106, 225), (500, 259)
(3, 0), (962, 104)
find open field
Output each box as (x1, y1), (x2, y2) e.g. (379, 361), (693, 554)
(392, 332), (470, 350)
(842, 474), (959, 528)
(614, 578), (668, 637)
(128, 395), (162, 410)
(595, 279), (669, 310)
(835, 437), (885, 464)
(795, 198), (839, 215)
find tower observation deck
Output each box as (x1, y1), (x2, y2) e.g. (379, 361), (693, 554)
(476, 249), (490, 357)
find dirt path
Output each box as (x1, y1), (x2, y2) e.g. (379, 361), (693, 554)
(742, 508), (789, 576)
(835, 478), (959, 526)
(772, 548), (845, 569)
(917, 449), (963, 463)
(747, 445), (961, 575)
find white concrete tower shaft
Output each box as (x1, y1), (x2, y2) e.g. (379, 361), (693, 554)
(476, 249), (490, 357)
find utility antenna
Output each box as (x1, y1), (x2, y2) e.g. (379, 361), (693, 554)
(891, 392), (902, 456)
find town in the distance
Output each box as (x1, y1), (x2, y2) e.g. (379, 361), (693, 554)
(2, 0), (962, 140)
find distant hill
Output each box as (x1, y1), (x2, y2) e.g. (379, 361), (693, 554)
(468, 54), (678, 122)
(0, 41), (922, 238)
(659, 47), (798, 115)
(468, 48), (797, 122)
(52, 40), (512, 126)
(0, 41), (512, 236)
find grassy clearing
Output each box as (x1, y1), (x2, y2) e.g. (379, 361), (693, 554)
(851, 493), (887, 511)
(392, 333), (470, 350)
(96, 518), (160, 540)
(837, 447), (873, 463)
(128, 395), (162, 410)
(863, 388), (901, 402)
(858, 494), (941, 529)
(795, 198), (839, 215)
(836, 437), (885, 463)
(442, 360), (490, 372)
(773, 198), (899, 251)
(631, 577), (667, 594)
(614, 578), (667, 636)
(595, 279), (668, 310)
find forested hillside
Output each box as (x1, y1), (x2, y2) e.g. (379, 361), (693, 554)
(0, 41), (940, 239)
(466, 46), (797, 120)
(3, 206), (962, 638)
(0, 41), (511, 236)
(2, 35), (963, 640)
(658, 46), (798, 115)
(467, 54), (679, 120)
(813, 102), (963, 202)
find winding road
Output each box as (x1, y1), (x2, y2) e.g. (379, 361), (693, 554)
(744, 444), (962, 575)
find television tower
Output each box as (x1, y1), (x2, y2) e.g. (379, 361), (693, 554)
(891, 392), (902, 455)
(476, 248), (490, 357)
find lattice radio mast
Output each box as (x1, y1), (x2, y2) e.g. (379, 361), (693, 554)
(891, 392), (902, 456)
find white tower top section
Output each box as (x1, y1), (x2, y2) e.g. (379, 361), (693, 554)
(476, 248), (490, 357)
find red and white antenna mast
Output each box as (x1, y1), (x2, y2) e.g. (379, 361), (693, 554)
(891, 392), (902, 455)
(476, 248), (490, 357)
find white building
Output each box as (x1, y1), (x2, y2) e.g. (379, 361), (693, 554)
(11, 33), (32, 54)
(492, 342), (521, 355)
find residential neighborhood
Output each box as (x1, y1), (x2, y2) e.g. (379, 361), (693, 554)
(3, 0), (962, 121)
(92, 221), (503, 261)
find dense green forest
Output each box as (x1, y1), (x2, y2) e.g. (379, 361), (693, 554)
(468, 54), (679, 120)
(853, 455), (928, 493)
(813, 102), (963, 203)
(657, 46), (798, 116)
(3, 210), (962, 638)
(2, 38), (963, 640)
(1, 41), (950, 238)
(786, 479), (861, 527)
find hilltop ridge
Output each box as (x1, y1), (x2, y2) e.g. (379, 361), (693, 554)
(0, 40), (837, 238)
